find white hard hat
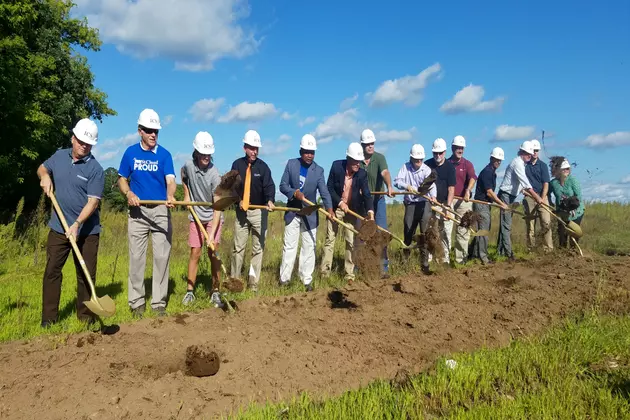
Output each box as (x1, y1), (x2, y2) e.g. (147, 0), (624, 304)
(410, 144), (426, 160)
(300, 134), (317, 151)
(561, 159), (571, 169)
(530, 139), (541, 150)
(346, 142), (365, 161)
(72, 118), (98, 145)
(193, 131), (215, 155)
(137, 108), (162, 130)
(432, 138), (447, 153)
(490, 147), (505, 160)
(243, 129), (262, 148)
(360, 129), (376, 144)
(519, 140), (534, 155)
(452, 135), (466, 147)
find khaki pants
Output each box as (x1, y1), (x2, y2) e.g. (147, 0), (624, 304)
(453, 199), (473, 263)
(523, 196), (553, 251)
(231, 208), (267, 287)
(321, 208), (357, 281)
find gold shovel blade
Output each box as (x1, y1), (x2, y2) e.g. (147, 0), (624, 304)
(566, 221), (583, 238)
(84, 295), (116, 318)
(471, 229), (490, 237)
(212, 196), (239, 211)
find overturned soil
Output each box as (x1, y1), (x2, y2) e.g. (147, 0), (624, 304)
(1, 254), (630, 419)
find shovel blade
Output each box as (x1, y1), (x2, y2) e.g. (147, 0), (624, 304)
(297, 204), (321, 216)
(84, 295), (116, 318)
(471, 229), (490, 237)
(212, 196), (239, 211)
(566, 221), (583, 238)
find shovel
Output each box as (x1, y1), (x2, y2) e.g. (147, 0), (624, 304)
(138, 197), (238, 211)
(431, 206), (490, 237)
(248, 204), (321, 216)
(49, 192), (116, 318)
(301, 198), (360, 234)
(343, 207), (409, 247)
(522, 192), (583, 239)
(455, 196), (526, 217)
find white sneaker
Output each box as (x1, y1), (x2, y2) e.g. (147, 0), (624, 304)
(182, 291), (195, 306)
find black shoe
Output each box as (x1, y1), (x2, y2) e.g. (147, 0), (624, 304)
(381, 273), (391, 279)
(155, 306), (167, 317)
(131, 304), (145, 319)
(41, 319), (56, 328)
(421, 265), (432, 275)
(305, 284), (314, 292)
(481, 259), (495, 266)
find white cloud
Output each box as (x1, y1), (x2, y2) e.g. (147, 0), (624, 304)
(281, 112), (296, 120)
(172, 152), (190, 165)
(311, 108), (365, 143)
(376, 127), (417, 142)
(493, 125), (536, 142)
(278, 134), (292, 142)
(93, 149), (120, 162)
(259, 136), (292, 156)
(162, 115), (174, 126)
(440, 84), (506, 114)
(620, 175), (630, 184)
(367, 63), (442, 107)
(340, 93), (358, 110)
(217, 101), (278, 123)
(188, 98), (226, 122)
(582, 181), (630, 203)
(582, 131), (630, 148)
(74, 0), (259, 71)
(298, 116), (316, 127)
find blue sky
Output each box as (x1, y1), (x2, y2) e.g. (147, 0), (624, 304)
(74, 0), (630, 202)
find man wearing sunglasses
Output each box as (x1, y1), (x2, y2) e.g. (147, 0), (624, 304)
(117, 109), (176, 318)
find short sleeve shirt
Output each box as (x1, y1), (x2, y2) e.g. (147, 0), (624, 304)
(474, 163), (497, 202)
(449, 156), (477, 197)
(525, 159), (550, 195)
(118, 143), (175, 200)
(182, 160), (221, 222)
(43, 148), (104, 235)
(425, 158), (457, 204)
(360, 152), (388, 192)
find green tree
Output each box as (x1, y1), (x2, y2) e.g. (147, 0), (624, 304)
(0, 0), (115, 220)
(101, 167), (126, 211)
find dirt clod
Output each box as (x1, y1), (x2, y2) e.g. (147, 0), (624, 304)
(185, 345), (220, 377)
(460, 211), (482, 229)
(328, 290), (358, 309)
(223, 278), (245, 292)
(355, 229), (390, 282)
(174, 314), (189, 325)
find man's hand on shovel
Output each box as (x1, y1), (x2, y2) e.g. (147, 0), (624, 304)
(326, 208), (335, 220)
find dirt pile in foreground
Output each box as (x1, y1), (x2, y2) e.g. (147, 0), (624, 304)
(0, 254), (628, 419)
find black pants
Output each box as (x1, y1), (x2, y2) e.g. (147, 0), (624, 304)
(42, 230), (100, 323)
(403, 201), (431, 266)
(558, 214), (583, 248)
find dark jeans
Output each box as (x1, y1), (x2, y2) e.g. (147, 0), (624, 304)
(403, 201), (431, 266)
(559, 214), (584, 248)
(470, 202), (491, 263)
(42, 230), (99, 324)
(374, 196), (389, 273)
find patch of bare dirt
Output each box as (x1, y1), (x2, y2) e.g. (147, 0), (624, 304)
(0, 254), (628, 419)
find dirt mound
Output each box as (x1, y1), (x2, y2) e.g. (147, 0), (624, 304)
(414, 215), (443, 260)
(355, 226), (390, 282)
(215, 169), (241, 197)
(460, 210), (482, 229)
(0, 254), (628, 419)
(223, 277), (245, 292)
(185, 345), (220, 377)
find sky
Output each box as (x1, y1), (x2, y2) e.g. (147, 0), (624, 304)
(73, 0), (630, 202)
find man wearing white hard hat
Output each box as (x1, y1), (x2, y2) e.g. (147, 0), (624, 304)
(469, 147), (509, 265)
(180, 132), (224, 306)
(278, 134), (333, 291)
(359, 129), (395, 278)
(230, 130), (276, 292)
(118, 108), (176, 318)
(37, 118), (104, 327)
(393, 144), (437, 274)
(321, 142), (374, 281)
(447, 135), (477, 264)
(523, 139), (552, 252)
(425, 138), (457, 264)
(496, 140), (543, 260)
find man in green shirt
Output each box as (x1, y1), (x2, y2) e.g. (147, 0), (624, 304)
(359, 129), (394, 278)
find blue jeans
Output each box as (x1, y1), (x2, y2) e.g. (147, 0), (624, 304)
(374, 197), (389, 273)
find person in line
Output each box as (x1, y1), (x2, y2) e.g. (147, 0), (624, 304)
(523, 139), (552, 252)
(118, 109), (176, 318)
(393, 144), (436, 274)
(469, 147), (509, 265)
(230, 130), (276, 292)
(425, 138), (457, 264)
(359, 129), (394, 278)
(447, 135), (477, 264)
(278, 134), (333, 291)
(549, 159), (585, 248)
(181, 132), (224, 306)
(496, 141), (543, 260)
(37, 118), (104, 328)
(321, 142), (374, 281)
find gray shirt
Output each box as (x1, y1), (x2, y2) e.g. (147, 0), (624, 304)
(181, 160), (221, 222)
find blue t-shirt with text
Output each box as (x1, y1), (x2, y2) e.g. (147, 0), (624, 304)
(299, 164), (308, 191)
(118, 143), (175, 200)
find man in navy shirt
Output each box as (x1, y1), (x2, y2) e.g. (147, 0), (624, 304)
(37, 118), (104, 328)
(524, 139), (552, 252)
(117, 109), (176, 318)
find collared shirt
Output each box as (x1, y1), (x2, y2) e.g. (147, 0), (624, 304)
(425, 158), (457, 204)
(525, 158), (550, 195)
(43, 148), (104, 236)
(448, 156), (477, 197)
(393, 161), (437, 204)
(231, 157), (276, 207)
(500, 156), (533, 197)
(474, 163), (497, 202)
(341, 170), (353, 205)
(360, 152), (388, 193)
(118, 142), (175, 200)
(182, 159), (221, 222)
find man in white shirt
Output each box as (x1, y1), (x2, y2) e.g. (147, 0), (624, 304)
(496, 141), (543, 260)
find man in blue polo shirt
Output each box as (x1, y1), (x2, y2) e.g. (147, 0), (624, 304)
(117, 109), (176, 318)
(37, 118), (104, 328)
(524, 139), (552, 252)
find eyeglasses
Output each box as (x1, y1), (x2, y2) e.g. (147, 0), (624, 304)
(141, 127), (159, 135)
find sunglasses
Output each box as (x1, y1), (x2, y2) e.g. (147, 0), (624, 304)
(141, 127), (159, 135)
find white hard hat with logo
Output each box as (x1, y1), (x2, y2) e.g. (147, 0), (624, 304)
(193, 131), (215, 155)
(360, 129), (376, 144)
(243, 129), (262, 148)
(519, 140), (534, 155)
(300, 134), (317, 151)
(410, 144), (426, 159)
(346, 142), (365, 160)
(452, 135), (466, 147)
(137, 109), (162, 130)
(530, 139), (541, 150)
(72, 118), (98, 145)
(490, 147), (505, 160)
(432, 138), (447, 153)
